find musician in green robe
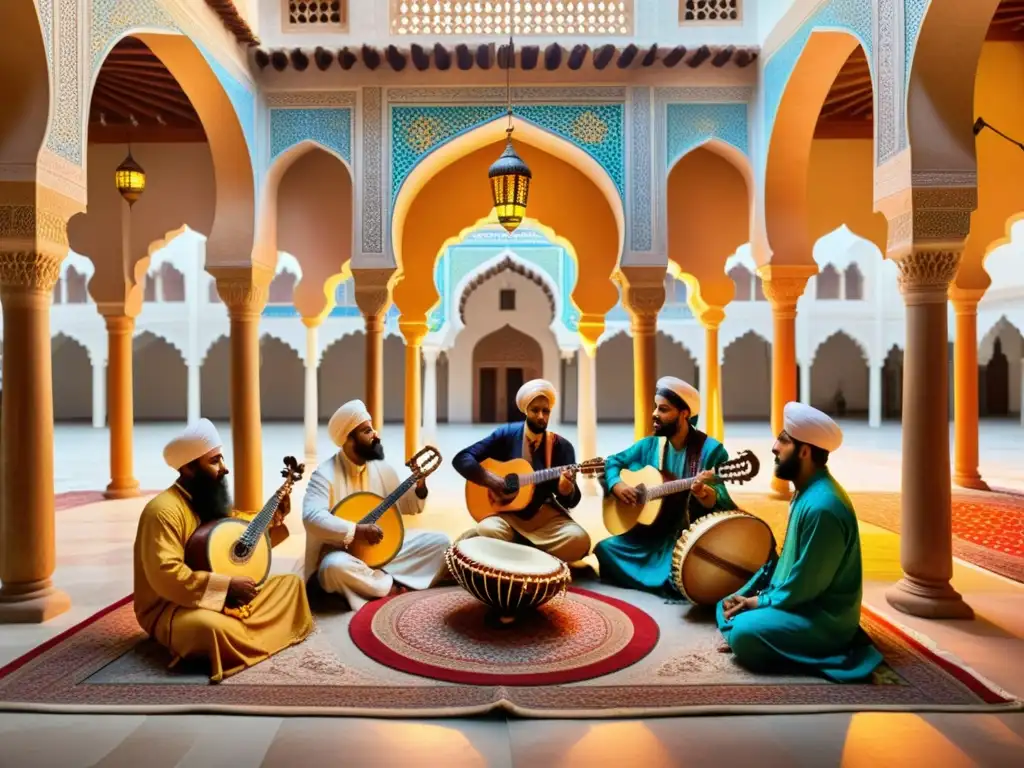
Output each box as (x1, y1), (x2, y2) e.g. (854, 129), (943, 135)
(717, 402), (883, 682)
(596, 377), (736, 595)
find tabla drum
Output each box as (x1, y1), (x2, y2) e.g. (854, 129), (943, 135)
(445, 538), (571, 623)
(671, 510), (775, 606)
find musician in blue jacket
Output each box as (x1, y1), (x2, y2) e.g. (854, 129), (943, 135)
(452, 379), (591, 562)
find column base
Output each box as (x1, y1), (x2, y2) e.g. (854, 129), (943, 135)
(953, 472), (989, 492)
(104, 479), (141, 499)
(885, 577), (974, 620)
(770, 476), (792, 499)
(0, 583), (72, 624)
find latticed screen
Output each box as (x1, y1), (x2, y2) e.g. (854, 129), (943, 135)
(391, 1), (633, 35)
(680, 0), (741, 23)
(286, 1), (347, 28)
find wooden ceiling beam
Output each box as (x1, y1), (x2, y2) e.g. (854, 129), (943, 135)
(616, 44), (638, 68)
(103, 73), (194, 107)
(434, 43), (452, 70)
(593, 43), (616, 70)
(99, 80), (198, 122)
(314, 47), (334, 71)
(568, 44), (589, 70)
(520, 45), (540, 70)
(410, 44), (431, 71)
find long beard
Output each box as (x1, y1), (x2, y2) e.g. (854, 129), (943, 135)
(653, 417), (679, 438)
(184, 474), (233, 524)
(355, 438), (385, 462)
(525, 418), (547, 436)
(774, 451), (802, 481)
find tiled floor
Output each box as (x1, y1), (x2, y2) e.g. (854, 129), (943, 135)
(1, 420), (1023, 767)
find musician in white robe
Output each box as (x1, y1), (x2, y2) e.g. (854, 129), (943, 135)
(302, 400), (451, 610)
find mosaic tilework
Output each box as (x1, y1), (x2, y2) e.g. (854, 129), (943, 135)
(39, 0), (54, 64)
(361, 87), (384, 254)
(666, 103), (749, 167)
(196, 43), (257, 157)
(391, 104), (625, 201)
(762, 0), (874, 138)
(629, 87), (653, 253)
(45, 0), (81, 165)
(270, 108), (353, 163)
(90, 0), (177, 71)
(903, 0), (928, 88)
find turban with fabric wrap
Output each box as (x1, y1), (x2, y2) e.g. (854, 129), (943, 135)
(515, 379), (557, 414)
(328, 399), (373, 447)
(783, 401), (843, 453)
(163, 418), (223, 471)
(656, 376), (700, 417)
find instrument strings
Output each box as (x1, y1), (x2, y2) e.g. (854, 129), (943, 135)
(358, 473), (418, 526)
(239, 486), (287, 549)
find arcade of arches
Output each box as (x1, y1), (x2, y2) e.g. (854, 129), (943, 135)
(3, 1), (1024, 635)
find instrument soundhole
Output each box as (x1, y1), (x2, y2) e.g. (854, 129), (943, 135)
(504, 475), (520, 493)
(232, 541), (252, 562)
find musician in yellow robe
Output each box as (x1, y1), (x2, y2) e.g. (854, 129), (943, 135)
(302, 400), (451, 611)
(133, 419), (314, 683)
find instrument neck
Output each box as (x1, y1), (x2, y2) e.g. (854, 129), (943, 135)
(518, 464), (575, 487)
(241, 483), (289, 546)
(647, 476), (698, 501)
(360, 474), (418, 525)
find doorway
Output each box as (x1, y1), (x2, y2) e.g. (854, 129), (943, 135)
(472, 325), (543, 423)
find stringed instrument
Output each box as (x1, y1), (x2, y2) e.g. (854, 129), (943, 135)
(465, 456), (606, 522)
(602, 450), (760, 536)
(330, 445), (442, 569)
(184, 456), (305, 586)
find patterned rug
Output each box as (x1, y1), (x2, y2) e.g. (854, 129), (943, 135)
(349, 587), (659, 685)
(0, 581), (1018, 717)
(736, 490), (1024, 584)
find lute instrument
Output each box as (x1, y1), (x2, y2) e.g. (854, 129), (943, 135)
(330, 445), (442, 569)
(184, 456), (305, 586)
(465, 457), (606, 522)
(602, 450), (760, 536)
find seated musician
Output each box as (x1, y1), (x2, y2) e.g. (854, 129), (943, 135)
(717, 402), (883, 682)
(302, 399), (451, 611)
(452, 379), (591, 563)
(596, 376), (736, 595)
(133, 419), (314, 683)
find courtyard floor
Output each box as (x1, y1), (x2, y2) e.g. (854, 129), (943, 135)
(0, 420), (1022, 766)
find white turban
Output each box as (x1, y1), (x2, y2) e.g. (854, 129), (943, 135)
(328, 399), (372, 447)
(516, 379), (557, 414)
(163, 418), (223, 471)
(783, 402), (843, 453)
(656, 376), (700, 417)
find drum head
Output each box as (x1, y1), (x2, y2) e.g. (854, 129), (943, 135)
(679, 515), (774, 605)
(456, 537), (562, 576)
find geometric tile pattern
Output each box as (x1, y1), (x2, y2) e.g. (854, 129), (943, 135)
(666, 102), (749, 168)
(270, 108), (353, 164)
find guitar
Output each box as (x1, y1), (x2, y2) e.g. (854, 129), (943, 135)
(330, 445), (442, 569)
(465, 457), (606, 522)
(184, 456), (305, 586)
(602, 450), (760, 536)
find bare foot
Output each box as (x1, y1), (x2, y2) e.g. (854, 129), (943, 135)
(387, 584), (409, 597)
(717, 643), (733, 654)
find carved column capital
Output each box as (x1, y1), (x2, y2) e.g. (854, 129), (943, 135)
(398, 318), (429, 347)
(577, 313), (605, 356)
(949, 286), (986, 315)
(698, 306), (726, 330)
(910, 181), (976, 245)
(894, 248), (962, 304)
(209, 264), (275, 319)
(757, 264), (815, 319)
(352, 268), (394, 322)
(101, 314), (135, 335)
(0, 252), (63, 296)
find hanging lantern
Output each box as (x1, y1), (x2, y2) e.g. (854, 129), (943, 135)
(488, 136), (531, 233)
(115, 151), (146, 206)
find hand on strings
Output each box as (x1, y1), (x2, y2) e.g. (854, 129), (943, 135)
(355, 524), (385, 545)
(691, 481), (717, 509)
(612, 482), (640, 506)
(557, 467), (577, 496)
(722, 595), (759, 621)
(271, 494), (292, 528)
(485, 473), (516, 504)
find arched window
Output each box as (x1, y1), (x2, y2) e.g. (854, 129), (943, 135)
(844, 263), (864, 300)
(816, 264), (841, 300)
(728, 265), (753, 301)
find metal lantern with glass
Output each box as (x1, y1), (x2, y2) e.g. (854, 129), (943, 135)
(115, 148), (146, 206)
(488, 35), (531, 234)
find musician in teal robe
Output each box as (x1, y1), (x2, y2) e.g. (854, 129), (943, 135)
(596, 377), (736, 595)
(717, 402), (883, 682)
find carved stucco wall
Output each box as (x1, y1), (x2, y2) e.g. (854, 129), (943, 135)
(267, 92), (356, 164)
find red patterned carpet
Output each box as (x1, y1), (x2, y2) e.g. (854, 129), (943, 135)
(0, 584), (1017, 717)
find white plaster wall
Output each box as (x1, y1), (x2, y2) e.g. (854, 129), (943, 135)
(980, 319), (1024, 415)
(446, 271), (560, 424)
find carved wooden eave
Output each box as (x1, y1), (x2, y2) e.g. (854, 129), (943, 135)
(204, 0), (261, 47)
(252, 42), (759, 76)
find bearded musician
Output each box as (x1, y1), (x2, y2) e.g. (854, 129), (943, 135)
(596, 377), (737, 595)
(452, 379), (591, 563)
(302, 400), (451, 610)
(132, 419), (314, 682)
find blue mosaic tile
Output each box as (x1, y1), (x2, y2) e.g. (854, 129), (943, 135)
(666, 103), (749, 167)
(270, 108), (353, 164)
(391, 104), (625, 201)
(903, 0), (928, 88)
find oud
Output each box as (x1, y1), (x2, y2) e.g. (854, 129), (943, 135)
(465, 457), (606, 522)
(602, 450), (760, 536)
(184, 456), (305, 586)
(330, 445), (442, 569)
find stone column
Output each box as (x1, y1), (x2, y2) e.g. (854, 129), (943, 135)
(399, 320), (428, 460)
(620, 268), (666, 441)
(303, 321), (319, 466)
(422, 345), (440, 445)
(950, 288), (988, 490)
(885, 248), (973, 619)
(0, 202), (73, 623)
(758, 265), (814, 497)
(187, 362), (201, 424)
(353, 269), (393, 430)
(101, 312), (140, 499)
(699, 307), (726, 442)
(91, 355), (106, 428)
(577, 321), (603, 496)
(799, 360), (812, 405)
(210, 265), (273, 515)
(868, 362), (882, 428)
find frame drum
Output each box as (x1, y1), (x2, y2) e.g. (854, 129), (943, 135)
(446, 538), (571, 622)
(671, 511), (775, 605)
